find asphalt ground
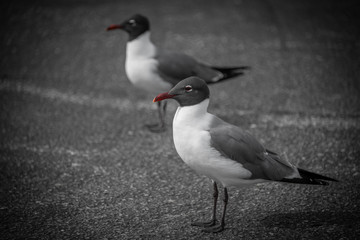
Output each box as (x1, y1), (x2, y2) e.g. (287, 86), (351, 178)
(1, 0), (360, 239)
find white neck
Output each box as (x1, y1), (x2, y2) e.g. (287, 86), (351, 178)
(126, 31), (157, 59)
(173, 99), (211, 130)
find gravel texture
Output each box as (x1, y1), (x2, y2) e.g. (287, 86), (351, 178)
(1, 0), (360, 239)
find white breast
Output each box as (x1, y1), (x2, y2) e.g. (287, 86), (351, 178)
(125, 32), (171, 94)
(172, 100), (258, 187)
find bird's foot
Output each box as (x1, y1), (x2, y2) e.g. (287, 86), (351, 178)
(145, 123), (166, 133)
(191, 219), (217, 228)
(202, 224), (225, 233)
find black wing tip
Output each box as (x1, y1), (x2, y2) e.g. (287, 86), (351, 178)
(298, 168), (339, 182)
(280, 168), (338, 186)
(209, 66), (251, 82)
(280, 178), (331, 185)
(211, 66), (251, 71)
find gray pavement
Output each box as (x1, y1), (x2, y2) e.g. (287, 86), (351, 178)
(1, 0), (360, 239)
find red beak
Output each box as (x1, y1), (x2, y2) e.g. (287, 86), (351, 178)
(153, 92), (176, 102)
(106, 24), (123, 31)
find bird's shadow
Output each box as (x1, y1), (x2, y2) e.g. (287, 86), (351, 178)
(260, 211), (360, 229)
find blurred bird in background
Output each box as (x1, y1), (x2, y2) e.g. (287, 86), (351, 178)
(107, 14), (250, 132)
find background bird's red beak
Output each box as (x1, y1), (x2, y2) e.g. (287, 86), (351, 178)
(106, 24), (123, 31)
(153, 92), (175, 102)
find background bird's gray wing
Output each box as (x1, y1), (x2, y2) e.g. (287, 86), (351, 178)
(209, 120), (296, 180)
(155, 51), (223, 86)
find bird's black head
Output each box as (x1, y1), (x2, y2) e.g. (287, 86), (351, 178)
(106, 14), (150, 41)
(153, 77), (210, 107)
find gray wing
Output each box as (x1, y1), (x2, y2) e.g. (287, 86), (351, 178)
(209, 119), (296, 181)
(155, 51), (223, 86)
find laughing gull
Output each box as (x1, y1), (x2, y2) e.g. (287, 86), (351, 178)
(153, 77), (338, 233)
(106, 14), (250, 132)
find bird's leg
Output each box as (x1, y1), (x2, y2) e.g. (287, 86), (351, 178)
(202, 187), (228, 233)
(162, 100), (167, 115)
(161, 101), (167, 126)
(191, 181), (218, 227)
(146, 101), (167, 132)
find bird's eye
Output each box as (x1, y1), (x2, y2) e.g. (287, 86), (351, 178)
(185, 85), (193, 92)
(129, 19), (137, 26)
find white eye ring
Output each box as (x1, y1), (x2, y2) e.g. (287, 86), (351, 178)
(129, 19), (137, 26)
(185, 85), (193, 92)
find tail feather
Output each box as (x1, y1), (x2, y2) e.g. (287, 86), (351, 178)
(209, 66), (251, 83)
(280, 168), (338, 186)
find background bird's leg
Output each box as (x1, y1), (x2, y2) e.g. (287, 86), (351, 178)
(161, 101), (167, 125)
(191, 181), (218, 227)
(203, 187), (228, 233)
(146, 101), (167, 132)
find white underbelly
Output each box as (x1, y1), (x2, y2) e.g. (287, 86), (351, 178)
(173, 126), (261, 187)
(125, 58), (172, 94)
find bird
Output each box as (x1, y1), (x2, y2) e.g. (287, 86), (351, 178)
(153, 76), (338, 233)
(106, 14), (250, 132)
